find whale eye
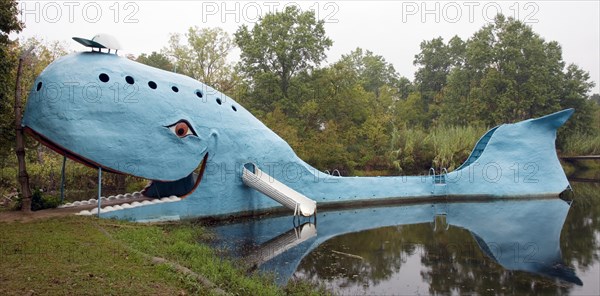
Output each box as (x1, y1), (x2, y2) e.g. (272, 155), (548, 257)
(167, 120), (196, 138)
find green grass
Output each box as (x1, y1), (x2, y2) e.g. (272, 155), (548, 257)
(560, 132), (600, 156)
(0, 216), (330, 295)
(388, 125), (488, 174)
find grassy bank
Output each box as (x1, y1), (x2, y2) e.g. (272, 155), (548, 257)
(560, 132), (600, 156)
(0, 216), (327, 295)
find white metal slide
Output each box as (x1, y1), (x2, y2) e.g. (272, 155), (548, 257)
(242, 163), (317, 216)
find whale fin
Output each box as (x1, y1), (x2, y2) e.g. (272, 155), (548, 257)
(449, 109), (574, 196)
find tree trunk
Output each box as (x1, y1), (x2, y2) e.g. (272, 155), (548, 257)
(14, 55), (32, 212)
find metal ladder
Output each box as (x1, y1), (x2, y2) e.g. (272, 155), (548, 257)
(429, 167), (448, 196)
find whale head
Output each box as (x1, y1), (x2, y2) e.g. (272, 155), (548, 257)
(22, 51), (244, 197)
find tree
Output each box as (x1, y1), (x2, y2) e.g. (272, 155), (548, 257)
(559, 64), (597, 134)
(0, 0), (23, 162)
(164, 27), (237, 93)
(136, 51), (173, 71)
(435, 15), (595, 132)
(414, 36), (464, 103)
(590, 94), (600, 105)
(0, 0), (24, 209)
(235, 6), (332, 102)
(412, 36), (466, 126)
(337, 48), (404, 99)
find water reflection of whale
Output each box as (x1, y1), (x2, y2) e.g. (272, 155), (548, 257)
(245, 222), (317, 270)
(211, 198), (581, 286)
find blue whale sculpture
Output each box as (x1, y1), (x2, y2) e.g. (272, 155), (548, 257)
(22, 50), (574, 221)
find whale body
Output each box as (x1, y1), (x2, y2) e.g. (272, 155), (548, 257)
(22, 51), (574, 221)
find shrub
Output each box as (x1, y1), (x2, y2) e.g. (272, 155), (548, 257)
(6, 188), (63, 211)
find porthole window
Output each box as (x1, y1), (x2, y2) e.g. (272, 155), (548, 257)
(125, 76), (134, 85)
(231, 105), (237, 112)
(216, 98), (222, 105)
(36, 82), (43, 91)
(148, 81), (157, 89)
(172, 86), (179, 93)
(99, 73), (109, 83)
(196, 90), (203, 98)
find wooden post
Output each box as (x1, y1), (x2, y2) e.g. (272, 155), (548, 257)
(14, 51), (33, 212)
(60, 155), (66, 203)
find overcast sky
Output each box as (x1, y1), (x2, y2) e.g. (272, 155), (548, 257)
(15, 0), (600, 94)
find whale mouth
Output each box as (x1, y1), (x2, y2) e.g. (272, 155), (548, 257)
(141, 152), (208, 198)
(27, 125), (211, 216)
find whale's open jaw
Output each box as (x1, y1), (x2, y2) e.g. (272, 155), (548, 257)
(73, 155), (209, 216)
(29, 126), (210, 216)
(141, 152), (208, 198)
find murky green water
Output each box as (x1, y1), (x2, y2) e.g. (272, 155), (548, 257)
(210, 179), (600, 295)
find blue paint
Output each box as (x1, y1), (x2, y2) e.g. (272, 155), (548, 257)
(22, 52), (574, 221)
(212, 199), (580, 285)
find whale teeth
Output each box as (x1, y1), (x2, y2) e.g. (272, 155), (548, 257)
(71, 191), (184, 217)
(101, 206), (115, 213)
(76, 210), (93, 216)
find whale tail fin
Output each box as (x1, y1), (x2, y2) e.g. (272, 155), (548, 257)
(450, 109), (574, 196)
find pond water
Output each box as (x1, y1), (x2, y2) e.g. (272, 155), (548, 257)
(209, 179), (600, 295)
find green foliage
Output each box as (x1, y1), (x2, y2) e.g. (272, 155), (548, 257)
(0, 0), (22, 37)
(0, 37), (69, 164)
(235, 6), (332, 106)
(432, 15), (595, 133)
(12, 188), (61, 211)
(591, 94), (600, 105)
(389, 125), (487, 174)
(164, 26), (238, 93)
(560, 132), (600, 156)
(30, 188), (61, 211)
(0, 0), (24, 162)
(135, 51), (173, 71)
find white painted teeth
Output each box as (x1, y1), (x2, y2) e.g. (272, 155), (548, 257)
(61, 191), (143, 208)
(77, 210), (93, 216)
(74, 193), (183, 216)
